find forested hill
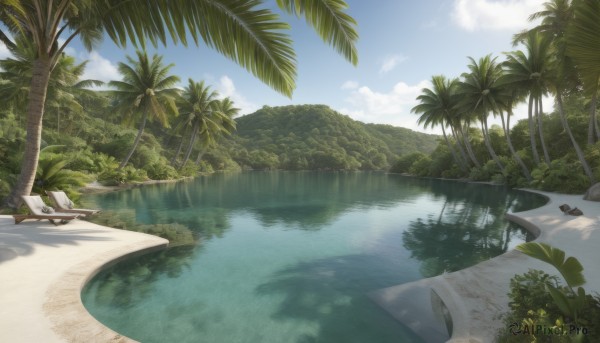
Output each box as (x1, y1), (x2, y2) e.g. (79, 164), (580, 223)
(222, 104), (439, 170)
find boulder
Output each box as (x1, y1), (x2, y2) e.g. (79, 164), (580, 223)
(584, 182), (600, 201)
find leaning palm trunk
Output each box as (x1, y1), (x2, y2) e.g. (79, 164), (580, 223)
(461, 124), (481, 168)
(450, 124), (471, 168)
(119, 111), (148, 169)
(170, 127), (188, 165)
(5, 58), (52, 209)
(441, 124), (467, 172)
(528, 95), (541, 165)
(536, 97), (551, 164)
(501, 110), (531, 182)
(556, 93), (596, 184)
(181, 121), (200, 169)
(588, 92), (599, 145)
(481, 116), (505, 173)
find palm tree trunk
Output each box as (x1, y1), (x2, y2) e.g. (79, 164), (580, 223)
(556, 93), (596, 184)
(481, 116), (505, 172)
(119, 111), (148, 169)
(536, 97), (551, 164)
(527, 95), (540, 164)
(170, 128), (188, 165)
(588, 92), (599, 144)
(461, 124), (481, 168)
(441, 124), (466, 172)
(195, 148), (207, 164)
(450, 124), (471, 168)
(501, 110), (531, 181)
(5, 58), (52, 209)
(181, 121), (199, 169)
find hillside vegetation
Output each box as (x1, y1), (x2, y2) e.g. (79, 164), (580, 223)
(225, 105), (439, 170)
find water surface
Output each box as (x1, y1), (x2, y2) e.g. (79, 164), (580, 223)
(82, 172), (546, 343)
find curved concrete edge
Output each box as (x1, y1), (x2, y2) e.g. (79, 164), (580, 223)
(42, 235), (169, 342)
(370, 189), (600, 343)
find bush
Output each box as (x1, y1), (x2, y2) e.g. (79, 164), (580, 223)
(409, 156), (432, 177)
(144, 160), (178, 180)
(390, 153), (425, 173)
(531, 158), (590, 193)
(498, 269), (600, 342)
(98, 166), (147, 185)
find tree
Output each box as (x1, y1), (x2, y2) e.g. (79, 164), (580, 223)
(505, 31), (554, 165)
(109, 51), (180, 169)
(524, 0), (596, 184)
(457, 55), (506, 173)
(412, 75), (468, 172)
(0, 0), (358, 209)
(567, 0), (600, 144)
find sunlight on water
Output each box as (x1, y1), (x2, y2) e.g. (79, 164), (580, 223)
(82, 172), (546, 343)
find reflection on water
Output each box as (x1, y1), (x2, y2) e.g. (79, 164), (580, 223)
(82, 172), (547, 343)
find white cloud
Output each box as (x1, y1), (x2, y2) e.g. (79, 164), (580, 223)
(451, 0), (545, 31)
(337, 80), (433, 132)
(341, 80), (359, 90)
(0, 41), (11, 60)
(80, 51), (120, 88)
(216, 75), (259, 116)
(379, 54), (407, 74)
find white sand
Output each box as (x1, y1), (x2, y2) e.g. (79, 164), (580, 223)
(370, 190), (600, 343)
(0, 216), (168, 342)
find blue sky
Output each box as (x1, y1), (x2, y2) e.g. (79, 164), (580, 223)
(0, 0), (552, 133)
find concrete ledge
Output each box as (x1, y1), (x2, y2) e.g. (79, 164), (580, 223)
(0, 216), (168, 342)
(370, 189), (600, 343)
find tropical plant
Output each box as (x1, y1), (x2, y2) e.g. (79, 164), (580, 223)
(504, 30), (554, 165)
(457, 55), (507, 173)
(412, 75), (468, 172)
(0, 0), (358, 209)
(516, 242), (587, 324)
(566, 0), (600, 145)
(109, 51), (180, 169)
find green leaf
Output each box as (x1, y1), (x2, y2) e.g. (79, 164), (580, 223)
(516, 242), (586, 288)
(546, 283), (573, 317)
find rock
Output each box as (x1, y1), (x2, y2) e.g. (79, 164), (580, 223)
(584, 182), (600, 201)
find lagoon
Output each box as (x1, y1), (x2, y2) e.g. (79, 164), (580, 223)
(81, 172), (546, 343)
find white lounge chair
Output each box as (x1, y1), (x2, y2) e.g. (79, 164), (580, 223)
(13, 195), (80, 225)
(46, 190), (101, 217)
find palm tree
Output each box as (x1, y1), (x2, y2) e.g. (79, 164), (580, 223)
(505, 31), (553, 165)
(0, 0), (358, 209)
(457, 55), (506, 173)
(109, 51), (180, 169)
(176, 79), (236, 168)
(412, 75), (468, 172)
(567, 0), (600, 144)
(524, 0), (596, 184)
(195, 97), (240, 164)
(0, 36), (102, 134)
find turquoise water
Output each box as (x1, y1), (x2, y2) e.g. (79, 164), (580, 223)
(81, 172), (547, 342)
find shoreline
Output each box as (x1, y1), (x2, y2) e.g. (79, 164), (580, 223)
(370, 189), (600, 343)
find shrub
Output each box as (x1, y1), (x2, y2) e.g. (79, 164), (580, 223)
(531, 158), (589, 193)
(390, 153), (426, 173)
(144, 160), (178, 180)
(409, 155), (432, 177)
(98, 166), (147, 185)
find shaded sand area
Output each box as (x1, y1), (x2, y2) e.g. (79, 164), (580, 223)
(370, 190), (600, 343)
(0, 216), (168, 342)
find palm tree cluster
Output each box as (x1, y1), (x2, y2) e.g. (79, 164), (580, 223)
(411, 0), (599, 190)
(0, 0), (358, 209)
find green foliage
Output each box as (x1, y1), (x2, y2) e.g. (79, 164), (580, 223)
(531, 158), (590, 194)
(224, 105), (439, 171)
(517, 243), (586, 288)
(409, 156), (432, 177)
(33, 154), (91, 195)
(469, 160), (503, 182)
(144, 160), (178, 180)
(390, 152), (426, 173)
(98, 166), (148, 186)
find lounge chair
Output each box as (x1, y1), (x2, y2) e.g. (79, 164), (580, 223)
(46, 190), (101, 217)
(13, 195), (81, 225)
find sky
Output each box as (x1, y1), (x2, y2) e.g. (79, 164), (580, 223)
(0, 0), (554, 134)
